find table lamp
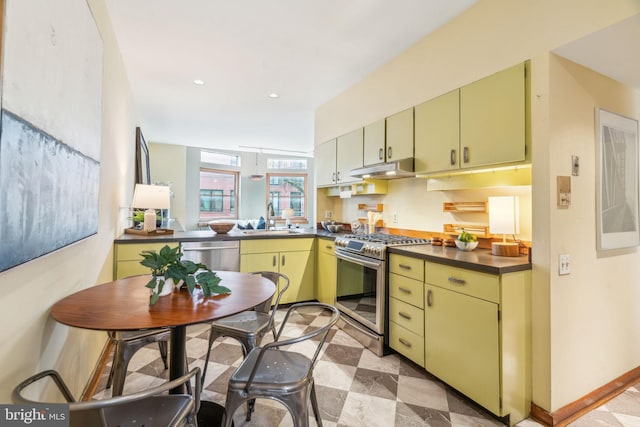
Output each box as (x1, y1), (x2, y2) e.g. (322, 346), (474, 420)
(488, 196), (520, 257)
(132, 184), (171, 232)
(282, 208), (295, 228)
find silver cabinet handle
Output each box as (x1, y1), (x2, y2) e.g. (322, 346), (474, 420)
(448, 276), (466, 285)
(450, 149), (456, 166)
(399, 312), (411, 320)
(281, 255), (286, 266)
(325, 245), (333, 250)
(336, 171), (341, 181)
(399, 338), (412, 348)
(378, 148), (383, 160)
(463, 146), (470, 163)
(427, 289), (433, 307)
(387, 146), (392, 159)
(398, 287), (411, 294)
(399, 264), (411, 270)
(331, 172), (336, 182)
(272, 255), (277, 267)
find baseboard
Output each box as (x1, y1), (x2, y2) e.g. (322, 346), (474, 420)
(530, 365), (640, 426)
(80, 339), (113, 401)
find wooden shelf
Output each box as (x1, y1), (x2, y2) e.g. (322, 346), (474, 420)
(443, 202), (486, 213)
(444, 223), (489, 238)
(357, 203), (383, 212)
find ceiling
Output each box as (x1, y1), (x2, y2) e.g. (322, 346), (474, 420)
(105, 2), (639, 156)
(104, 0), (478, 155)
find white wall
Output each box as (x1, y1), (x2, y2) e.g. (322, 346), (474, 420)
(315, 0), (640, 413)
(0, 0), (138, 401)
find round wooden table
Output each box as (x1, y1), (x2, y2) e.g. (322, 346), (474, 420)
(51, 271), (276, 425)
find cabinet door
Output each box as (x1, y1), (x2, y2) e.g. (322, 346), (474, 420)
(414, 90), (460, 174)
(279, 250), (315, 304)
(425, 285), (500, 415)
(315, 139), (337, 187)
(460, 62), (526, 169)
(316, 242), (337, 304)
(385, 108), (414, 161)
(363, 119), (386, 166)
(114, 242), (168, 279)
(336, 128), (363, 185)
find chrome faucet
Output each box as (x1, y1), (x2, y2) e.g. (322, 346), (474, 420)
(266, 202), (275, 229)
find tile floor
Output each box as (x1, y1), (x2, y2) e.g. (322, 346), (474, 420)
(94, 306), (640, 426)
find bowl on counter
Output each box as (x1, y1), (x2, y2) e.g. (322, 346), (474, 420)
(455, 240), (478, 251)
(208, 222), (235, 234)
(321, 221), (344, 233)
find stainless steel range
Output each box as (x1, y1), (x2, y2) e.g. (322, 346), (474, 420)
(334, 233), (429, 356)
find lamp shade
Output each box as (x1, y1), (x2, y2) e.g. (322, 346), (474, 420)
(131, 184), (171, 210)
(488, 196), (520, 235)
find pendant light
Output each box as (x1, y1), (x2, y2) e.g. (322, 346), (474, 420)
(249, 151), (264, 181)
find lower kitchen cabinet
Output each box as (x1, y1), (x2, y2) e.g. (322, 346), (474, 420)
(113, 242), (169, 279)
(388, 254), (425, 366)
(316, 238), (336, 304)
(240, 238), (315, 305)
(424, 261), (531, 424)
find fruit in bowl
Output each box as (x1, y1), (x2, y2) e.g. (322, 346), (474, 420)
(455, 229), (478, 251)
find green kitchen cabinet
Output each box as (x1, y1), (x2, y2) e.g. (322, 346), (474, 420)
(414, 62), (527, 175)
(384, 108), (414, 163)
(424, 261), (531, 424)
(414, 89), (460, 174)
(315, 238), (336, 305)
(315, 129), (364, 188)
(459, 61), (526, 169)
(240, 238), (315, 305)
(388, 254), (425, 366)
(113, 242), (169, 279)
(363, 118), (386, 166)
(315, 138), (337, 187)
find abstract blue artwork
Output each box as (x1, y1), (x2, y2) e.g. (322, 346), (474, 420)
(0, 110), (100, 272)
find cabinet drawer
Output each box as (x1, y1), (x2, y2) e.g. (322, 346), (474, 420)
(389, 321), (424, 367)
(389, 297), (424, 336)
(389, 273), (423, 308)
(425, 261), (499, 303)
(115, 261), (152, 279)
(241, 238), (314, 254)
(389, 254), (424, 281)
(317, 239), (335, 255)
(115, 243), (168, 261)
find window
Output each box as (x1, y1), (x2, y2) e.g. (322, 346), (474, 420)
(266, 173), (307, 221)
(201, 150), (241, 167)
(199, 168), (238, 221)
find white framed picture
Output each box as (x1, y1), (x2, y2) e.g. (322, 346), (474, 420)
(596, 108), (640, 251)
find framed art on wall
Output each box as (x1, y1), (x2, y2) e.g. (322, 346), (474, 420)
(135, 126), (150, 185)
(596, 108), (640, 251)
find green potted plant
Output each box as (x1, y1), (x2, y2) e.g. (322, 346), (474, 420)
(140, 244), (231, 305)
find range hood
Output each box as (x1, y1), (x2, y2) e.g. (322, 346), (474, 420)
(349, 158), (415, 180)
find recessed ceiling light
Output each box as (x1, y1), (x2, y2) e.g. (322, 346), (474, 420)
(193, 79), (205, 86)
(268, 92), (279, 99)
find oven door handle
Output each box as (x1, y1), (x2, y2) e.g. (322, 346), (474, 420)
(335, 251), (381, 269)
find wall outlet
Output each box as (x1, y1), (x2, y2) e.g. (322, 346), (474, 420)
(559, 254), (571, 275)
(392, 212), (398, 223)
(325, 211), (333, 219)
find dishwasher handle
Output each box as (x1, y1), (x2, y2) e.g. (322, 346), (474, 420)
(182, 246), (237, 252)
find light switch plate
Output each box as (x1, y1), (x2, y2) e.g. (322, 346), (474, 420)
(559, 254), (571, 275)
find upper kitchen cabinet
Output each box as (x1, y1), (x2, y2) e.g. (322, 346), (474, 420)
(363, 118), (386, 166)
(315, 138), (337, 187)
(414, 89), (460, 174)
(459, 62), (526, 169)
(414, 62), (527, 175)
(383, 108), (414, 163)
(315, 129), (364, 187)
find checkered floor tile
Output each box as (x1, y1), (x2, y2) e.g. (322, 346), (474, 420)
(93, 306), (640, 426)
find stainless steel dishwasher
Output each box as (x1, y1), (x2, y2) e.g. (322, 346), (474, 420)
(180, 241), (240, 271)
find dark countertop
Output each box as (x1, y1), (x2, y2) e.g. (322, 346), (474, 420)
(115, 229), (531, 274)
(388, 244), (531, 275)
(115, 228), (338, 243)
